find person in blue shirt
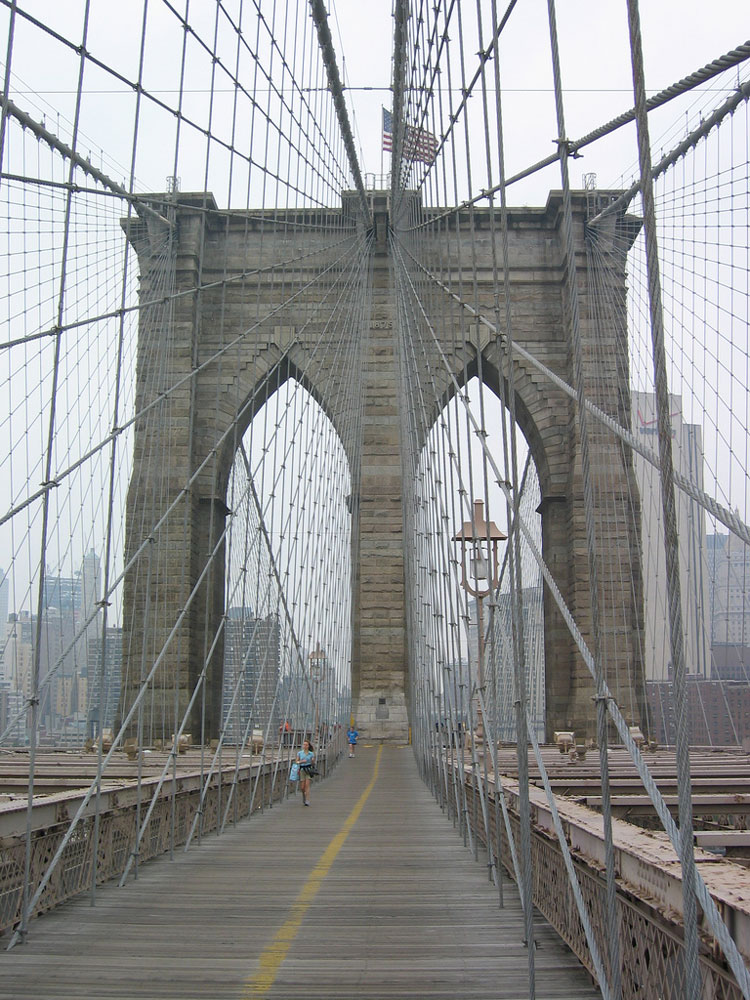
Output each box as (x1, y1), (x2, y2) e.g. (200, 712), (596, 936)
(347, 726), (358, 758)
(297, 738), (315, 806)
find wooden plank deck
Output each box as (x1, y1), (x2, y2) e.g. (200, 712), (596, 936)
(0, 746), (601, 999)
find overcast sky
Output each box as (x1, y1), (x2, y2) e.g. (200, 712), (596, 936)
(331, 0), (748, 203)
(1, 1), (746, 207)
(0, 0), (748, 601)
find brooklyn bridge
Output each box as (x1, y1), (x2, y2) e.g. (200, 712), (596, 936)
(0, 1), (749, 997)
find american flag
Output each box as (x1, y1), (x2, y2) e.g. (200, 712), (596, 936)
(382, 108), (438, 165)
(382, 108), (393, 153)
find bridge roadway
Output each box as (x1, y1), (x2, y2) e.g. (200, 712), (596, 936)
(0, 744), (600, 999)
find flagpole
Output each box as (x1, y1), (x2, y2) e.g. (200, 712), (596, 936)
(380, 105), (384, 182)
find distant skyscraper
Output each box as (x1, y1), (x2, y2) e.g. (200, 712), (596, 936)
(39, 552), (102, 737)
(39, 573), (79, 731)
(0, 567), (8, 632)
(491, 586), (545, 741)
(77, 549), (102, 674)
(86, 625), (122, 737)
(0, 569), (9, 687)
(707, 532), (750, 650)
(631, 391), (711, 681)
(222, 609), (281, 742)
(42, 573), (77, 614)
(2, 613), (33, 696)
(0, 681), (27, 745)
(79, 550), (100, 618)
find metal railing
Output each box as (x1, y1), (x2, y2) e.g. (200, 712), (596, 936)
(433, 752), (747, 1000)
(0, 742), (341, 937)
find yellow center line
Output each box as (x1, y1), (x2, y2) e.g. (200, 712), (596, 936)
(244, 745), (383, 997)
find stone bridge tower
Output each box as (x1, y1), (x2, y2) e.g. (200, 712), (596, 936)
(121, 188), (644, 743)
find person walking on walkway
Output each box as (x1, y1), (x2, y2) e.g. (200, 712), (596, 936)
(347, 725), (358, 758)
(297, 738), (315, 806)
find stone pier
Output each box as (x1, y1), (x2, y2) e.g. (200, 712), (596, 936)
(121, 188), (644, 744)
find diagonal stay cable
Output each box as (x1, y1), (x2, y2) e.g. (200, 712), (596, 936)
(101, 228), (370, 876)
(396, 247), (606, 982)
(396, 240), (750, 548)
(525, 703), (613, 998)
(405, 40), (750, 231)
(5, 494), (234, 950)
(587, 78), (750, 224)
(411, 0), (518, 196)
(0, 233), (366, 527)
(181, 446), (315, 855)
(308, 0), (370, 224)
(391, 236), (750, 999)
(475, 688), (522, 890)
(118, 493), (301, 882)
(0, 228), (356, 352)
(0, 4), (349, 206)
(2, 231), (369, 748)
(0, 93), (172, 227)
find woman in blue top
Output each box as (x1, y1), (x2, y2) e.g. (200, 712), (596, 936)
(347, 726), (358, 757)
(297, 738), (315, 806)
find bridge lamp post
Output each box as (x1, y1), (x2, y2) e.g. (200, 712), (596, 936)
(309, 643), (326, 741)
(452, 500), (506, 736)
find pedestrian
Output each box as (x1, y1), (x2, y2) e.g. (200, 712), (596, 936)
(347, 725), (358, 758)
(297, 738), (315, 806)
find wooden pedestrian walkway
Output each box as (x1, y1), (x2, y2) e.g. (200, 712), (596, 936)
(0, 745), (601, 999)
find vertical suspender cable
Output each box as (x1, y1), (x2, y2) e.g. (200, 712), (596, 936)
(89, 0), (151, 905)
(544, 1), (620, 995)
(17, 0), (93, 945)
(0, 0), (17, 173)
(167, 0), (192, 861)
(308, 0), (370, 227)
(625, 2), (701, 996)
(390, 0), (408, 222)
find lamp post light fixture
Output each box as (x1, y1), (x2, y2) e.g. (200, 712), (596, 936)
(309, 642), (327, 740)
(452, 500), (506, 733)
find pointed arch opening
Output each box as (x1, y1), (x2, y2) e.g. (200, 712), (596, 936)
(220, 376), (353, 750)
(405, 374), (544, 745)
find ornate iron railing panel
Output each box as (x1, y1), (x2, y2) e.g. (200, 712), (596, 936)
(453, 763), (746, 1000)
(0, 752), (333, 937)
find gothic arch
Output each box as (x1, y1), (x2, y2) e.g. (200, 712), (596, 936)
(121, 189), (644, 741)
